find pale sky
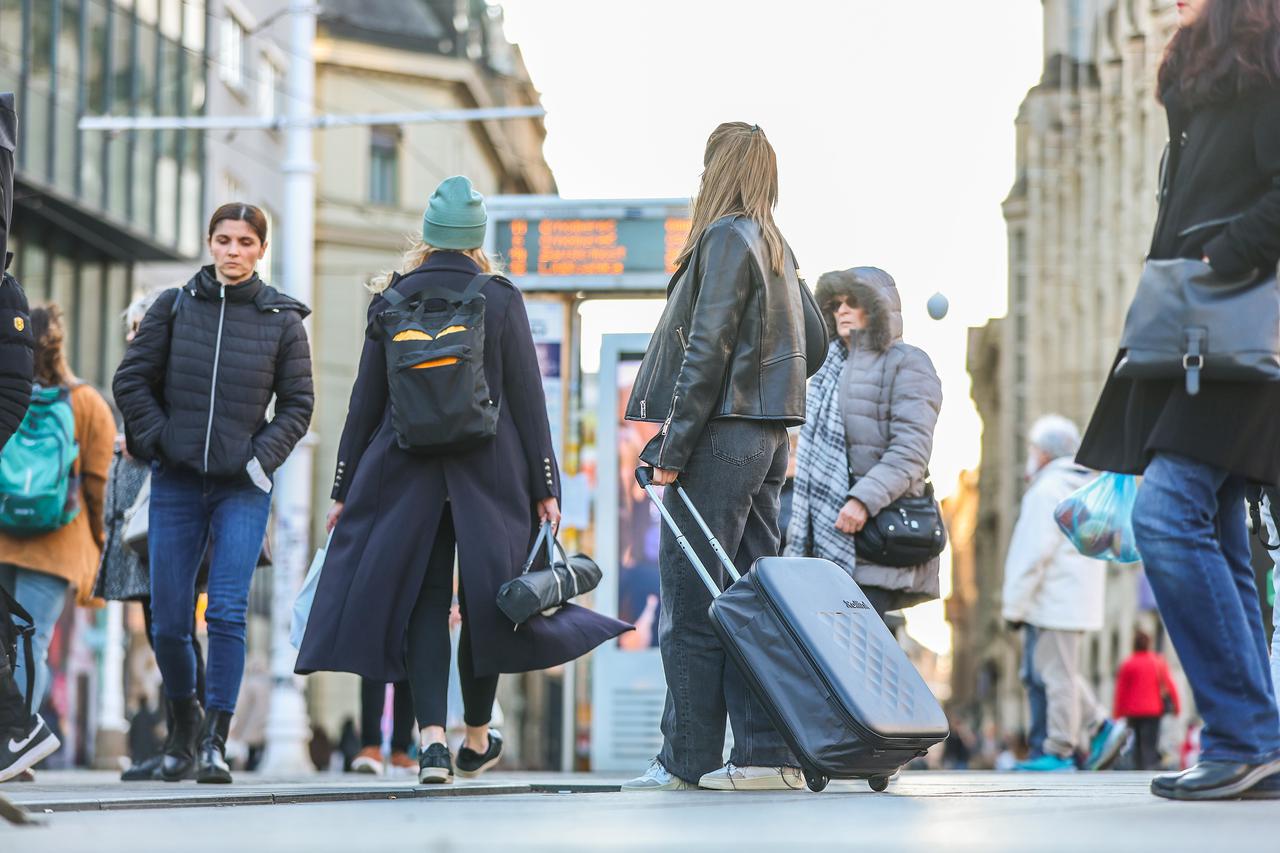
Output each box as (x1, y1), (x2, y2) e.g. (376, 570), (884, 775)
(499, 0), (1045, 652)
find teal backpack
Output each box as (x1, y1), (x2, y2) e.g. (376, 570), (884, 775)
(0, 385), (81, 535)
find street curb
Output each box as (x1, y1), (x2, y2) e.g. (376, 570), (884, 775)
(16, 783), (541, 814)
(529, 782), (621, 794)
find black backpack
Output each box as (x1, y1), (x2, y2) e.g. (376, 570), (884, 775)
(371, 271), (500, 454)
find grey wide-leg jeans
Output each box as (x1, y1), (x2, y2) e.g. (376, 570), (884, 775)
(654, 419), (796, 783)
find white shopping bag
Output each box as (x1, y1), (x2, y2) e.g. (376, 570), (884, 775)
(290, 533), (332, 650)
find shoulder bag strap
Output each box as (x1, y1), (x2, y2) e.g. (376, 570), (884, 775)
(382, 272), (494, 309)
(461, 273), (495, 302)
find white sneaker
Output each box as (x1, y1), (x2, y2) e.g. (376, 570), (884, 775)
(698, 762), (804, 791)
(0, 715), (59, 784)
(621, 759), (692, 791)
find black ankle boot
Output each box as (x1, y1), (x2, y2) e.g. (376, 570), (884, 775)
(160, 696), (204, 782)
(196, 709), (233, 784)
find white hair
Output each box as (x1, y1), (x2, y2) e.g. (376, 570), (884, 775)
(123, 288), (166, 334)
(1028, 414), (1081, 460)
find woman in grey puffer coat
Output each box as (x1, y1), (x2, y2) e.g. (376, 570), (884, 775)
(785, 266), (943, 616)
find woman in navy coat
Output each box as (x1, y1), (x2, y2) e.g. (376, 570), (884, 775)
(296, 177), (629, 783)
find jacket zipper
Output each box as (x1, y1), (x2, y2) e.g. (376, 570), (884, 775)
(654, 394), (678, 466)
(203, 284), (228, 474)
(676, 326), (688, 351)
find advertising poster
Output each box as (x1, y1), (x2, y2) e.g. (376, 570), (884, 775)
(614, 358), (663, 651)
(525, 299), (565, 460)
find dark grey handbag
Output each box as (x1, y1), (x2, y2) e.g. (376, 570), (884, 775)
(497, 522), (603, 625)
(1114, 258), (1280, 395)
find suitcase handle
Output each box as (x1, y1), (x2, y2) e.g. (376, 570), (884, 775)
(635, 467), (743, 598)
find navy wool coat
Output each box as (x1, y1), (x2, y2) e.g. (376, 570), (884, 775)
(296, 252), (630, 680)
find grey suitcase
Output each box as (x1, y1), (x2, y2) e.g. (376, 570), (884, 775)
(638, 467), (949, 792)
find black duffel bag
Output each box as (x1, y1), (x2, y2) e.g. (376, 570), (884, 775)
(498, 522), (602, 625)
(854, 482), (948, 569)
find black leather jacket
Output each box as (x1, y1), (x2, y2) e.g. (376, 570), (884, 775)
(625, 215), (826, 472)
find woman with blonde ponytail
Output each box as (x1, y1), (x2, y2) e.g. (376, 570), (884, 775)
(622, 123), (826, 792)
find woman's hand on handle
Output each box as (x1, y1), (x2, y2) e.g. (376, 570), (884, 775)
(537, 497), (561, 532)
(650, 467), (679, 487)
(326, 501), (344, 534)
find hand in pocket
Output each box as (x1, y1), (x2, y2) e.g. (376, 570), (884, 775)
(246, 457), (273, 494)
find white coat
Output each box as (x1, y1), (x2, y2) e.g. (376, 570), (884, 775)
(1001, 457), (1106, 632)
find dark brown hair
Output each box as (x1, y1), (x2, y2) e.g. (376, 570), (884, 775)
(1133, 630), (1152, 653)
(31, 304), (74, 388)
(1158, 0), (1280, 109)
(208, 203), (269, 244)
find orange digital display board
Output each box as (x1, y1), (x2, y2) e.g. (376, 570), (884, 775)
(496, 216), (692, 278)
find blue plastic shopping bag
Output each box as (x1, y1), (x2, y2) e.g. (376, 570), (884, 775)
(1053, 472), (1141, 564)
(290, 533), (332, 650)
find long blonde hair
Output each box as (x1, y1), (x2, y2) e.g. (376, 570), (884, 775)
(676, 122), (785, 275)
(369, 240), (497, 293)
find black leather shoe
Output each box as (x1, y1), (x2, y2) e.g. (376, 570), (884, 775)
(456, 730), (503, 778)
(1240, 772), (1280, 800)
(1152, 759), (1280, 801)
(121, 753), (164, 782)
(196, 710), (233, 784)
(160, 696), (204, 782)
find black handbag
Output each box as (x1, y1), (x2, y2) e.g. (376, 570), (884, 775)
(853, 481), (948, 569)
(497, 522), (603, 625)
(1114, 258), (1280, 395)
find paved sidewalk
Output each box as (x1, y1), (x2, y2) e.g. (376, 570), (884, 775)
(3, 771), (1277, 851)
(1, 770), (624, 814)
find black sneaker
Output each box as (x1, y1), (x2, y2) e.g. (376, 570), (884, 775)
(0, 715), (59, 783)
(456, 730), (503, 779)
(418, 742), (454, 785)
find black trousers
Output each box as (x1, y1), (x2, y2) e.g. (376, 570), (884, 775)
(406, 507), (498, 730)
(1129, 715), (1163, 770)
(360, 679), (414, 752)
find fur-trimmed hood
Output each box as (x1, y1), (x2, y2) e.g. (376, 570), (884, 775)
(813, 266), (903, 353)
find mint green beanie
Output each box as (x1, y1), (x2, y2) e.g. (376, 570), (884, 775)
(421, 175), (487, 250)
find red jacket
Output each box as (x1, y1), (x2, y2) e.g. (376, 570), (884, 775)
(1114, 651), (1180, 719)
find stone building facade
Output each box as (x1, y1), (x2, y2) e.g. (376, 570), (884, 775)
(955, 0), (1192, 756)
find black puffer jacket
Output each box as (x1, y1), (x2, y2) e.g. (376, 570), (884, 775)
(624, 215), (826, 472)
(113, 266), (314, 480)
(0, 271), (32, 447)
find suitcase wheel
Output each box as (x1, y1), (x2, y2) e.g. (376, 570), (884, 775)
(868, 775), (891, 793)
(803, 771), (828, 793)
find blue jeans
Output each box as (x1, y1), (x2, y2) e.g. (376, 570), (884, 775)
(1020, 625), (1048, 759)
(149, 464), (272, 713)
(1132, 453), (1280, 765)
(0, 564), (68, 711)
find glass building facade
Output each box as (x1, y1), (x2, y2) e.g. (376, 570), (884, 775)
(0, 0), (207, 387)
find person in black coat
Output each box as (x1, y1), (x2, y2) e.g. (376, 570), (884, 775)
(1077, 0), (1280, 801)
(113, 203), (314, 784)
(296, 176), (629, 785)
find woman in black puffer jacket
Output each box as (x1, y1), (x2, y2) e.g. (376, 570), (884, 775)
(113, 204), (314, 784)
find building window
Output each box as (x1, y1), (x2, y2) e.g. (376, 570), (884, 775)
(369, 127), (400, 206)
(219, 15), (249, 91)
(258, 56), (281, 121)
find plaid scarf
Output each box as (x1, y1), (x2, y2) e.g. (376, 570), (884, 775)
(784, 340), (857, 572)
